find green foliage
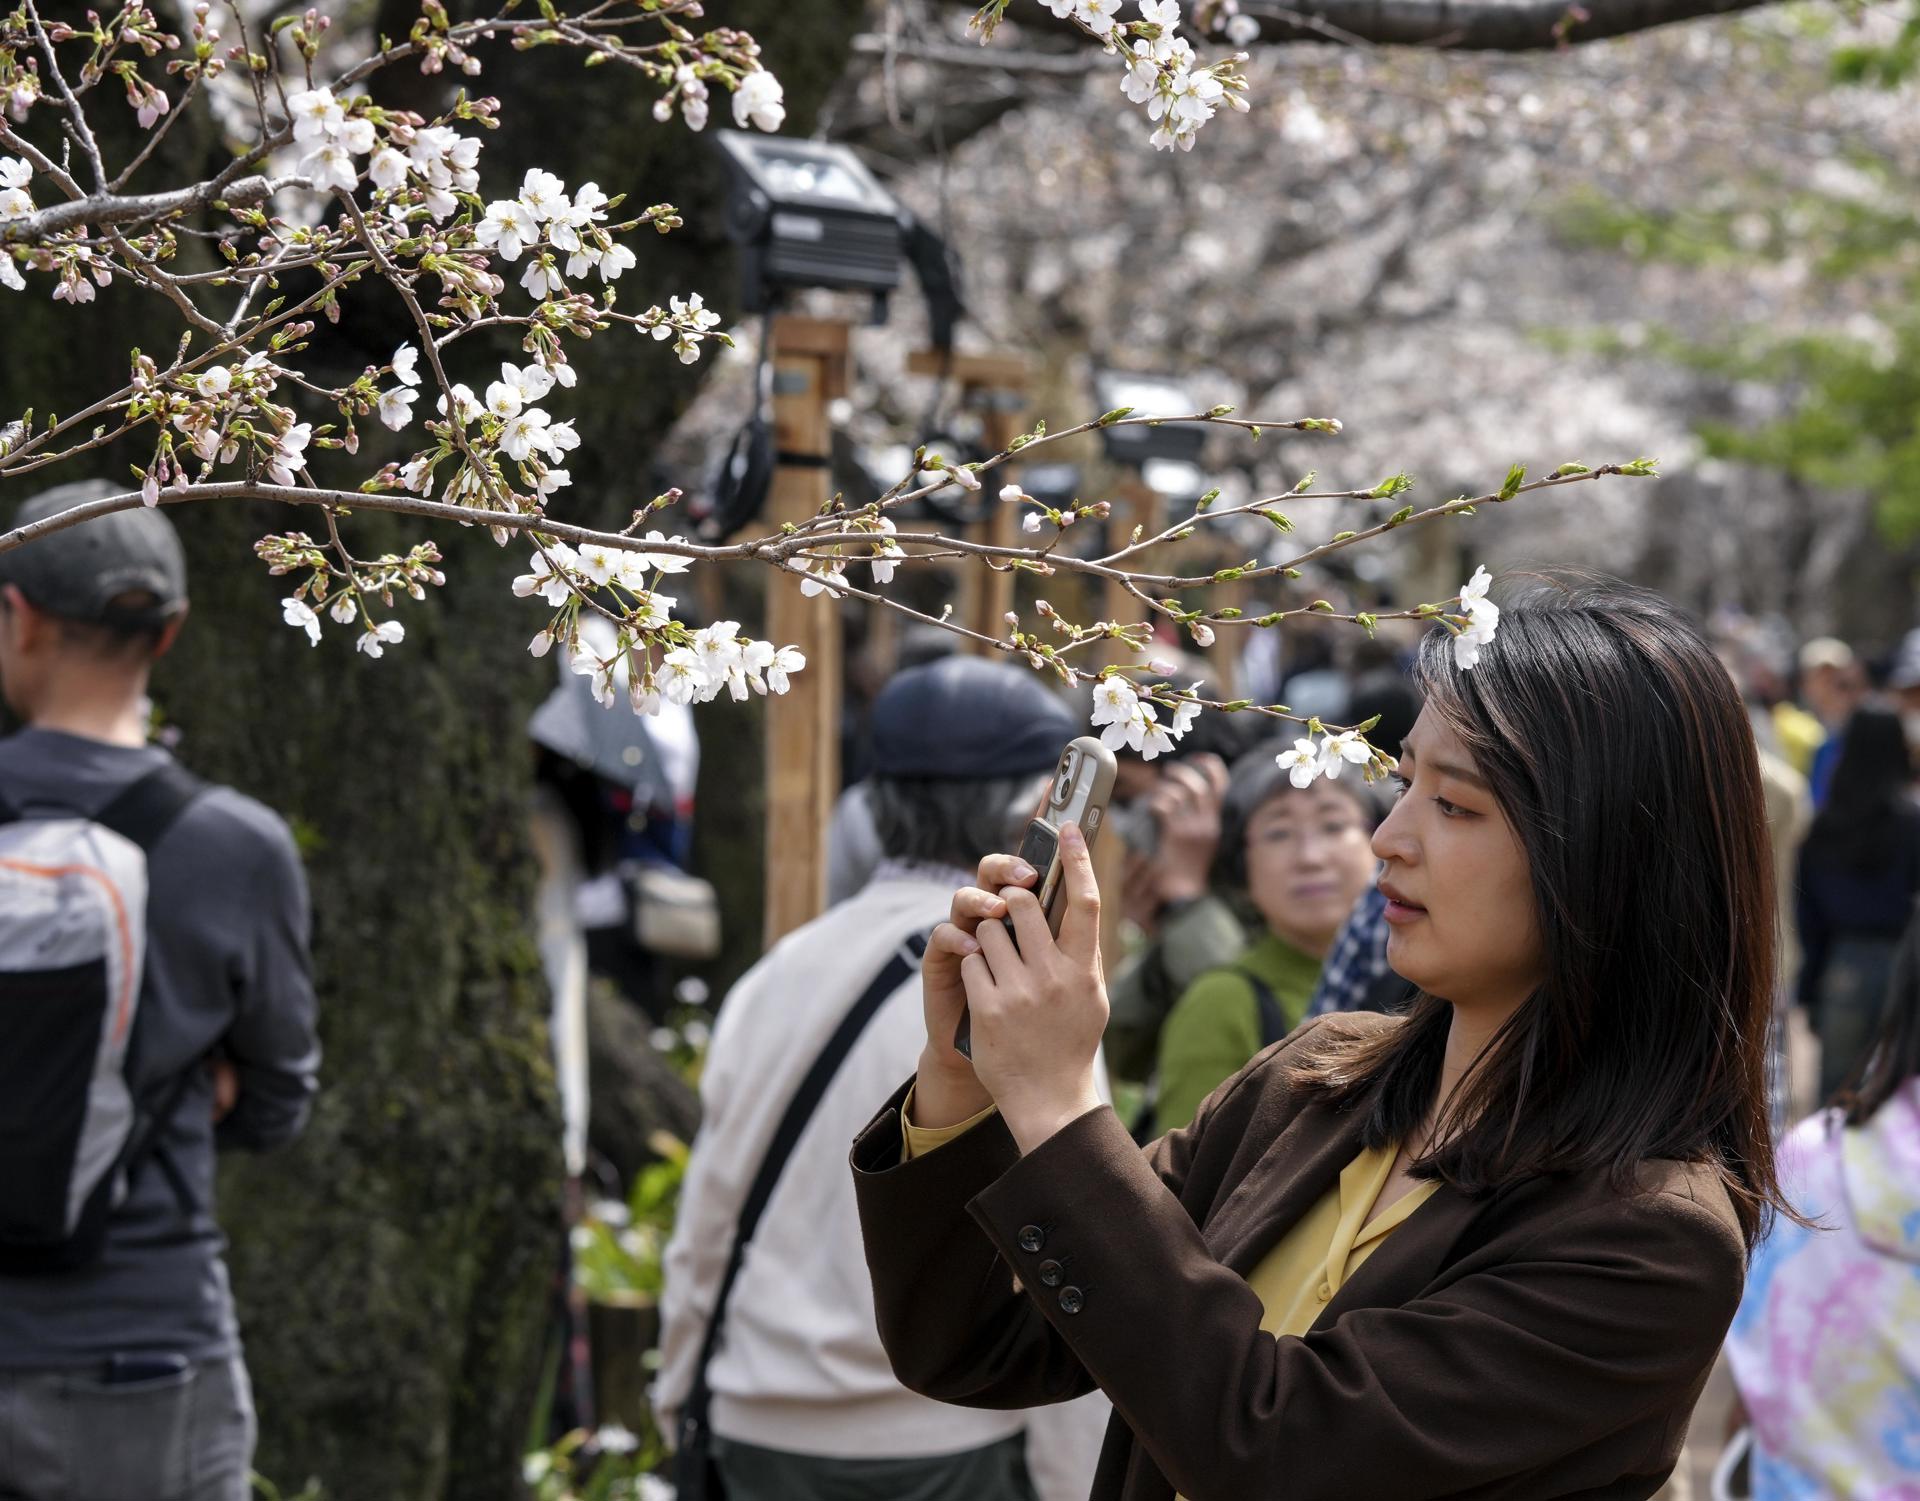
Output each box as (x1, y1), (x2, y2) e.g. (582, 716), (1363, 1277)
(1545, 32), (1920, 540)
(573, 1135), (689, 1304)
(523, 1422), (670, 1501)
(1831, 1), (1920, 84)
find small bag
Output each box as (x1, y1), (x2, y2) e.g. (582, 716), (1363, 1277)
(625, 862), (722, 961)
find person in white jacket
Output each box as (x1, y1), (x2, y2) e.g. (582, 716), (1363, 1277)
(656, 656), (1112, 1501)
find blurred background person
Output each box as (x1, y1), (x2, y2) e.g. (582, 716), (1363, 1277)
(1724, 902), (1920, 1497)
(1796, 703), (1920, 1104)
(1797, 637), (1866, 809)
(656, 657), (1110, 1501)
(1150, 741), (1387, 1133)
(1101, 705), (1265, 1090)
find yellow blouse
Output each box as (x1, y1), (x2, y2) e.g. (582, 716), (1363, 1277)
(900, 1092), (1438, 1501)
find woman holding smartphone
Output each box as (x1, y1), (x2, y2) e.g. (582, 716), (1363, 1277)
(852, 576), (1786, 1501)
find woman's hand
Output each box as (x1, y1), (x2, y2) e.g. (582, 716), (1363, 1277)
(1147, 753), (1228, 906)
(912, 851), (1038, 1130)
(962, 823), (1109, 1153)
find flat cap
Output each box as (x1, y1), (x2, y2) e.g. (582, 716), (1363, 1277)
(870, 656), (1077, 780)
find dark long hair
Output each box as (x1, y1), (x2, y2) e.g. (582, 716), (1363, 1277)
(1804, 704), (1916, 876)
(1837, 901), (1920, 1126)
(1290, 575), (1785, 1249)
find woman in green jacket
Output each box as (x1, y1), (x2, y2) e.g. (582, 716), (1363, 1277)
(1152, 747), (1385, 1131)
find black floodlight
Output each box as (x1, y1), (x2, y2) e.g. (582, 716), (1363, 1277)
(715, 131), (904, 315)
(1093, 370), (1209, 470)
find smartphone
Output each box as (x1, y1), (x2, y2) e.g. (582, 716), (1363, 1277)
(954, 736), (1118, 1060)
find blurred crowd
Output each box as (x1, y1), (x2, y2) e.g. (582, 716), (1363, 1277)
(548, 609), (1920, 1500)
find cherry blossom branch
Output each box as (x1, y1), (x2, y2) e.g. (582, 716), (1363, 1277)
(25, 0), (108, 193)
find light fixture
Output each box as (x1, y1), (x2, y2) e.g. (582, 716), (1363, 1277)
(1092, 370), (1210, 471)
(715, 131), (905, 316)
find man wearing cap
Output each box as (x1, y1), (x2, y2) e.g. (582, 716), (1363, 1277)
(656, 656), (1111, 1501)
(0, 480), (318, 1500)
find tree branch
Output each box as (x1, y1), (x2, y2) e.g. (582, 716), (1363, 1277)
(1235, 0), (1778, 49)
(0, 173), (283, 246)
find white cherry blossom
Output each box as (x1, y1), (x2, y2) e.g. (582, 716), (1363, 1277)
(513, 545), (577, 606)
(476, 199), (539, 260)
(733, 71), (786, 132)
(369, 147), (409, 193)
(500, 407), (553, 461)
(282, 597), (321, 645)
(1277, 737), (1324, 788)
(631, 532), (694, 575)
(355, 619), (405, 658)
(266, 424), (311, 486)
(1454, 565), (1500, 670)
(1320, 731), (1373, 778)
(659, 647), (708, 706)
(286, 88), (342, 143)
(1090, 676), (1140, 727)
(304, 142), (358, 194)
(376, 386), (417, 431)
(391, 344), (421, 387)
(764, 645), (805, 695)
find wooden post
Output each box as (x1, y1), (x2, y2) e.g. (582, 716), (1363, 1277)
(906, 351), (1030, 653)
(763, 315), (849, 948)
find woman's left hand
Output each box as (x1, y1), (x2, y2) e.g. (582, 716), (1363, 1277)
(963, 821), (1109, 1153)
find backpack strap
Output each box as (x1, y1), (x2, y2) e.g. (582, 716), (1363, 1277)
(1237, 967), (1289, 1049)
(99, 762), (210, 1217)
(676, 930), (930, 1483)
(93, 762), (208, 852)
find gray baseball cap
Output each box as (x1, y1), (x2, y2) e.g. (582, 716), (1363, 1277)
(0, 479), (187, 627)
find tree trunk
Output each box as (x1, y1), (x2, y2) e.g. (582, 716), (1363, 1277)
(0, 6), (860, 1495)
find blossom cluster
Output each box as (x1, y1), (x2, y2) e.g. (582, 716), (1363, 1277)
(0, 155), (34, 291)
(653, 63), (786, 134)
(476, 168), (636, 295)
(797, 513), (907, 598)
(259, 532), (446, 658)
(1275, 730), (1376, 788)
(1451, 565), (1500, 670)
(509, 541), (806, 717)
(1037, 0), (1250, 152)
(1089, 674), (1203, 761)
(0, 155), (114, 302)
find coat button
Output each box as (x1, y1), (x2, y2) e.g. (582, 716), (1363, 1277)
(1038, 1259), (1064, 1288)
(1018, 1225), (1046, 1254)
(1058, 1286), (1085, 1315)
(1316, 1281), (1332, 1302)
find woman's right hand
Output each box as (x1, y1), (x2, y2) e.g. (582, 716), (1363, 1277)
(912, 851), (1038, 1129)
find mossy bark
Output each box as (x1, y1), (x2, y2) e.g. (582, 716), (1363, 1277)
(0, 7), (860, 1495)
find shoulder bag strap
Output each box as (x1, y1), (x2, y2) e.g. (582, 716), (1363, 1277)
(95, 760), (211, 1215)
(678, 930), (930, 1460)
(1238, 967), (1288, 1049)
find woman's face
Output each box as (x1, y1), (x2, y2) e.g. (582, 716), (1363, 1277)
(1372, 706), (1544, 1010)
(1245, 781), (1378, 958)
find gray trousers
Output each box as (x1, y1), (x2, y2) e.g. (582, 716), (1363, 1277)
(712, 1432), (1038, 1501)
(0, 1354), (255, 1501)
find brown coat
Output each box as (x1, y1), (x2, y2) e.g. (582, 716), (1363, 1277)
(851, 1014), (1746, 1501)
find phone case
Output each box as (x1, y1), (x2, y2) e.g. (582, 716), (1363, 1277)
(954, 736), (1118, 1058)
